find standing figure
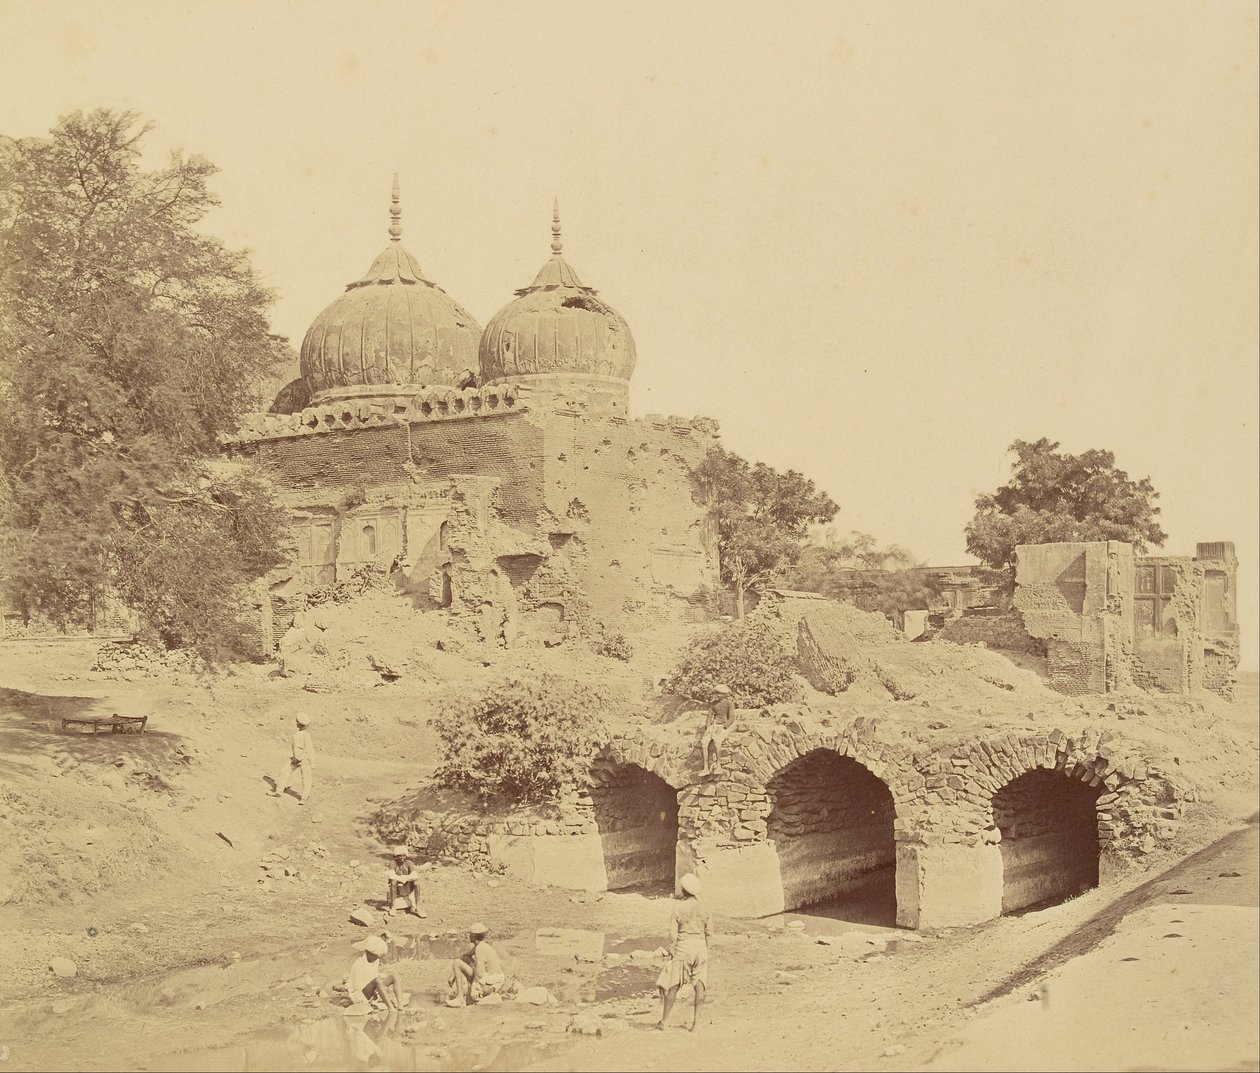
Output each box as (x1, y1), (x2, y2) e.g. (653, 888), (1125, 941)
(270, 712), (314, 803)
(655, 873), (711, 1032)
(699, 686), (735, 776)
(445, 923), (505, 1007)
(385, 847), (424, 918)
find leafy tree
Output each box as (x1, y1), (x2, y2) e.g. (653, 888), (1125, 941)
(0, 109), (291, 655)
(433, 674), (612, 804)
(691, 447), (838, 618)
(663, 618), (802, 707)
(787, 533), (935, 620)
(808, 528), (919, 572)
(965, 438), (1166, 573)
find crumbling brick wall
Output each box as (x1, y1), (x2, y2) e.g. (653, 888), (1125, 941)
(228, 399), (718, 643)
(538, 412), (718, 625)
(1014, 541), (1130, 696)
(934, 610), (1048, 671)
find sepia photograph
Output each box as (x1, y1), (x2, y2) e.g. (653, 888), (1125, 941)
(0, 2), (1256, 1070)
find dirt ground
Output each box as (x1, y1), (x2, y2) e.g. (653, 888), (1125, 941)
(0, 633), (1255, 1073)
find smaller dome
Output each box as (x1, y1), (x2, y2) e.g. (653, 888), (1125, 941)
(479, 202), (636, 384)
(300, 178), (481, 400)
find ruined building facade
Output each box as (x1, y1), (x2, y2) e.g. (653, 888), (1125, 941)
(224, 186), (718, 646)
(1013, 540), (1241, 699)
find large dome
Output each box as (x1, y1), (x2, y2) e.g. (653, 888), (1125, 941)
(479, 203), (636, 384)
(299, 179), (481, 401)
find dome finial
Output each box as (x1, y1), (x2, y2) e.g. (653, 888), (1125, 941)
(551, 197), (563, 257)
(389, 174), (402, 242)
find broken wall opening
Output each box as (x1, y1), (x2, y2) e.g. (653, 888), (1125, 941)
(992, 768), (1101, 914)
(766, 750), (896, 924)
(589, 762), (679, 893)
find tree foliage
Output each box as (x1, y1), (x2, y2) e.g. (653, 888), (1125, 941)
(786, 532), (937, 619)
(691, 446), (838, 617)
(662, 618), (802, 708)
(433, 674), (612, 804)
(0, 109), (291, 655)
(965, 438), (1166, 572)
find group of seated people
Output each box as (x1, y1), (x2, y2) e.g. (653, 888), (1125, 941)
(342, 847), (503, 1011)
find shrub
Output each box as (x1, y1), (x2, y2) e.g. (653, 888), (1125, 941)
(592, 628), (634, 662)
(663, 618), (802, 707)
(306, 563), (390, 607)
(433, 674), (611, 804)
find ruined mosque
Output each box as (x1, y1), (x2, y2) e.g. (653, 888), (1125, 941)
(225, 181), (1242, 930)
(227, 180), (719, 649)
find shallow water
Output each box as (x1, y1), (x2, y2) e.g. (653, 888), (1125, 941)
(762, 872), (899, 933)
(145, 1011), (558, 1073)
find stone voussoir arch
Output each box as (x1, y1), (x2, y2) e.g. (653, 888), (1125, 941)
(595, 732), (689, 791)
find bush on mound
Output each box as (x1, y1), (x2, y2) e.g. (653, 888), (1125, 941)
(433, 674), (610, 804)
(663, 618), (802, 707)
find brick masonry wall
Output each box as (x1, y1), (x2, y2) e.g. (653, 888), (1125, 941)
(244, 425), (412, 489)
(374, 709), (1194, 922)
(935, 611), (1047, 661)
(538, 414), (718, 624)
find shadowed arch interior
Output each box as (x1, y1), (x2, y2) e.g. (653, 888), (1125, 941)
(766, 750), (896, 923)
(589, 761), (679, 893)
(992, 768), (1102, 914)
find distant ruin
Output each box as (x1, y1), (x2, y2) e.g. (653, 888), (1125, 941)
(1013, 540), (1240, 700)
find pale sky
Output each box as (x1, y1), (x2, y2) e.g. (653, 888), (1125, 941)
(3, 1), (1257, 667)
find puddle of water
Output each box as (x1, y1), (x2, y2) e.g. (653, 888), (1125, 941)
(534, 927), (604, 961)
(762, 874), (899, 934)
(387, 934), (467, 962)
(604, 934), (664, 956)
(591, 963), (658, 1002)
(149, 1012), (558, 1073)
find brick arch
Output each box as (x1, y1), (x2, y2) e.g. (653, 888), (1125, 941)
(762, 747), (898, 922)
(596, 735), (688, 791)
(735, 729), (905, 811)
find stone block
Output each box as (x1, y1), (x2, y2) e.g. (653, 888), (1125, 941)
(896, 840), (1003, 929)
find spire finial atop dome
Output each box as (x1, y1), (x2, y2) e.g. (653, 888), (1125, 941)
(551, 197), (563, 257)
(388, 174), (402, 243)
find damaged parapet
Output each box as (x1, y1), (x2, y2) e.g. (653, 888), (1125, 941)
(222, 383), (523, 446)
(1014, 540), (1240, 699)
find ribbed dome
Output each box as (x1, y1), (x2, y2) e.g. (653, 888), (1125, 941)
(479, 203), (636, 384)
(299, 179), (481, 399)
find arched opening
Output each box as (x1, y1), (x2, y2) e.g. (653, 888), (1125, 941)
(992, 768), (1101, 914)
(766, 750), (896, 925)
(589, 761), (679, 894)
(362, 524), (377, 557)
(438, 521), (450, 552)
(440, 567), (452, 608)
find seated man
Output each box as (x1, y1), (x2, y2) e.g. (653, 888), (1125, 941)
(346, 935), (404, 1010)
(445, 923), (504, 1007)
(385, 847), (424, 918)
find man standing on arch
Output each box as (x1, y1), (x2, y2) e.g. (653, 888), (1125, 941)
(699, 685), (735, 777)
